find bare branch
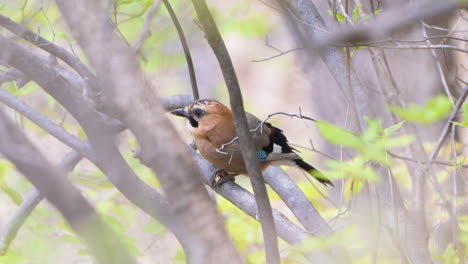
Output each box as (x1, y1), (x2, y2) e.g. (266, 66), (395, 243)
(0, 88), (94, 158)
(389, 151), (468, 169)
(192, 1), (280, 262)
(0, 36), (186, 248)
(0, 151), (82, 255)
(52, 0), (241, 262)
(0, 14), (100, 100)
(0, 110), (137, 264)
(314, 1), (465, 50)
(133, 0), (162, 51)
(431, 85), (468, 160)
(162, 0), (200, 100)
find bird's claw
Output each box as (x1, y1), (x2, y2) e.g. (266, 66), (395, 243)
(211, 169), (235, 188)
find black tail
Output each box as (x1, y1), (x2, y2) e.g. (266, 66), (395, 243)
(294, 159), (334, 187)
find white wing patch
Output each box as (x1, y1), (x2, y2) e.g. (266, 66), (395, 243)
(272, 143), (282, 154)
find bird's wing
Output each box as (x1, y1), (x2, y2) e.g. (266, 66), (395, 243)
(246, 112), (271, 151)
(255, 122), (302, 162)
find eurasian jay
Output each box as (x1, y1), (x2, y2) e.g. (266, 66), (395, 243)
(171, 99), (333, 187)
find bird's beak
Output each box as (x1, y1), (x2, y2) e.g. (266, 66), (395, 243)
(170, 108), (191, 118)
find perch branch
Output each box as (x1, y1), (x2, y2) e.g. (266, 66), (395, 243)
(192, 1), (280, 262)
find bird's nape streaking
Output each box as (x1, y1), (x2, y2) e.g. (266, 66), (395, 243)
(171, 99), (333, 187)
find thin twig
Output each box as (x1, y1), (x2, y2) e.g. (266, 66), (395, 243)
(423, 22), (468, 33)
(431, 85), (468, 160)
(162, 0), (200, 100)
(388, 151), (468, 169)
(252, 47), (303, 62)
(133, 0), (163, 52)
(0, 15), (100, 101)
(216, 110), (317, 154)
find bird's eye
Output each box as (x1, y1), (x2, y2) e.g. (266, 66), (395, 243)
(193, 108), (204, 118)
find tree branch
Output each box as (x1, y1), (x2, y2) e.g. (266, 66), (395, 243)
(0, 151), (82, 255)
(0, 110), (137, 264)
(0, 14), (100, 100)
(314, 1), (465, 50)
(162, 0), (200, 100)
(192, 1), (280, 263)
(52, 0), (241, 262)
(0, 36), (188, 249)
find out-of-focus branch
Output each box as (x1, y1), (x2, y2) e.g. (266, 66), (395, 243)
(162, 0), (199, 100)
(0, 68), (24, 85)
(313, 1), (465, 50)
(190, 150), (307, 244)
(281, 0), (432, 262)
(133, 0), (162, 52)
(389, 151), (468, 169)
(0, 151), (82, 255)
(0, 14), (99, 99)
(0, 36), (187, 248)
(264, 167), (351, 263)
(264, 167), (332, 235)
(0, 88), (94, 158)
(191, 1), (280, 263)
(0, 111), (137, 264)
(52, 0), (240, 262)
(431, 85), (468, 160)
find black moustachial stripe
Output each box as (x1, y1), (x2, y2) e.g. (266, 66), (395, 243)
(188, 116), (198, 127)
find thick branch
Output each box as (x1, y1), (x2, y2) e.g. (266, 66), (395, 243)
(0, 36), (186, 247)
(0, 111), (137, 264)
(0, 14), (99, 99)
(53, 1), (240, 262)
(314, 1), (464, 50)
(0, 151), (82, 255)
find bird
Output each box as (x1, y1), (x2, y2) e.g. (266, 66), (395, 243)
(171, 99), (333, 187)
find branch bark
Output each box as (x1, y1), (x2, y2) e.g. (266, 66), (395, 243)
(52, 0), (240, 262)
(0, 36), (188, 250)
(0, 111), (137, 264)
(0, 151), (82, 255)
(191, 1), (280, 263)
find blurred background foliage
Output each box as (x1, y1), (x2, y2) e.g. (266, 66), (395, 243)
(0, 0), (467, 263)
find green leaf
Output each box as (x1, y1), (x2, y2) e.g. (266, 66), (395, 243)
(336, 12), (346, 22)
(363, 117), (382, 142)
(383, 121), (405, 136)
(316, 121), (362, 149)
(172, 247), (186, 264)
(327, 10), (346, 22)
(352, 5), (360, 23)
(351, 45), (367, 56)
(0, 249), (25, 264)
(453, 103), (468, 127)
(452, 121), (468, 127)
(433, 244), (458, 263)
(389, 95), (453, 125)
(379, 135), (414, 149)
(463, 103), (468, 121)
(324, 157), (380, 181)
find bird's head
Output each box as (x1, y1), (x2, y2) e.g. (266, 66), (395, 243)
(171, 99), (232, 131)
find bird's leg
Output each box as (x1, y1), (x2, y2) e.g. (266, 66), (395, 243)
(211, 169), (236, 188)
